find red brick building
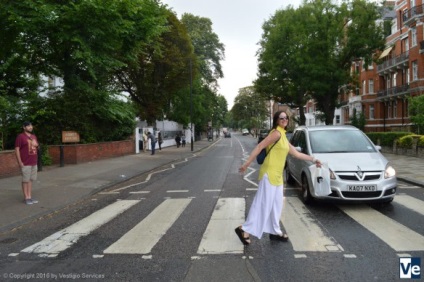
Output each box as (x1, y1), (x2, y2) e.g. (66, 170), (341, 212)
(341, 0), (423, 133)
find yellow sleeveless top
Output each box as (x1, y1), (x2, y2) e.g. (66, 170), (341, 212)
(258, 126), (289, 186)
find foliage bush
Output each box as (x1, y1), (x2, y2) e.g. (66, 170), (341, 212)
(40, 146), (52, 166)
(366, 132), (411, 147)
(419, 136), (424, 147)
(396, 135), (414, 148)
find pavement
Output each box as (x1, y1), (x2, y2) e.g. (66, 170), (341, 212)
(0, 138), (423, 234)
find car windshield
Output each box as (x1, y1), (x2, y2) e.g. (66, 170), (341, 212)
(309, 129), (377, 153)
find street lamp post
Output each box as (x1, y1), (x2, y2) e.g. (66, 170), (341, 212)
(190, 59), (194, 151)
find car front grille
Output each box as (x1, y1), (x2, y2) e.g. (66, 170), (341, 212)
(336, 172), (381, 181)
(341, 191), (382, 198)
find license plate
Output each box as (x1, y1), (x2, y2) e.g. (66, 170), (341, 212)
(347, 185), (377, 191)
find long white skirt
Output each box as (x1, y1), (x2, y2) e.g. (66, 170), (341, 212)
(242, 173), (284, 239)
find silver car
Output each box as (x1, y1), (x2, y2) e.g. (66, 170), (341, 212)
(285, 125), (397, 204)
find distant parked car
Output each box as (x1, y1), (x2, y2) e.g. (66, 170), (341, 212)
(258, 129), (269, 143)
(285, 125), (397, 204)
(242, 129), (249, 136)
(224, 132), (231, 138)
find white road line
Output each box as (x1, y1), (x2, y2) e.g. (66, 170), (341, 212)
(394, 195), (424, 216)
(197, 198), (245, 254)
(398, 184), (420, 189)
(281, 197), (343, 252)
(204, 189), (221, 192)
(104, 199), (191, 254)
(166, 190), (189, 193)
(111, 156), (196, 192)
(339, 205), (424, 251)
(20, 200), (139, 256)
(129, 191), (150, 194)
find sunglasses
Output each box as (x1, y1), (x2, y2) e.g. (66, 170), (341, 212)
(279, 117), (289, 121)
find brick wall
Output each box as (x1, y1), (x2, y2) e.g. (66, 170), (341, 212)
(0, 140), (135, 178)
(48, 140), (135, 165)
(0, 150), (20, 178)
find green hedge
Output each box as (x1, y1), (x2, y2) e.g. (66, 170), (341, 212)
(419, 136), (424, 147)
(366, 132), (411, 147)
(397, 135), (414, 148)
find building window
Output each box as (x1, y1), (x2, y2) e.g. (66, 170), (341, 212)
(393, 101), (397, 118)
(391, 18), (397, 34)
(402, 36), (409, 51)
(335, 115), (340, 124)
(412, 61), (418, 81)
(368, 79), (374, 94)
(412, 27), (417, 47)
(369, 105), (374, 119)
(406, 68), (410, 84)
(362, 80), (366, 95)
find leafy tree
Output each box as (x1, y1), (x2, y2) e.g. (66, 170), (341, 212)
(409, 95), (424, 134)
(167, 13), (227, 135)
(116, 9), (194, 124)
(350, 108), (366, 131)
(0, 0), (166, 148)
(256, 0), (385, 125)
(181, 14), (225, 89)
(232, 86), (268, 134)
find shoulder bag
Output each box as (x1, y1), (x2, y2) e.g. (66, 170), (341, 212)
(256, 133), (281, 164)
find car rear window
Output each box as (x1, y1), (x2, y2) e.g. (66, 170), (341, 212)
(309, 130), (377, 153)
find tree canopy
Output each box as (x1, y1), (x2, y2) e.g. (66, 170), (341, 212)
(1, 1), (228, 149)
(255, 0), (386, 125)
(231, 86), (268, 134)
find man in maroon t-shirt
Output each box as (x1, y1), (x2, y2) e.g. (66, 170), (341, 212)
(15, 121), (39, 205)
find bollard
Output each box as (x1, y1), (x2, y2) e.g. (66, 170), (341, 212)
(37, 147), (43, 171)
(60, 145), (64, 167)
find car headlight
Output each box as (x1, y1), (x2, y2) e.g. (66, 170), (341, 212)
(384, 165), (396, 179)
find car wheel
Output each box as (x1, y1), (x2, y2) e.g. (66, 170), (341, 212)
(301, 174), (313, 205)
(285, 165), (295, 185)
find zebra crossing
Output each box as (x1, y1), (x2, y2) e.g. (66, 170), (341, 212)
(13, 190), (424, 258)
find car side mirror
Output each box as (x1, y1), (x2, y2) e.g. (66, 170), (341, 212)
(375, 145), (381, 151)
(295, 146), (302, 152)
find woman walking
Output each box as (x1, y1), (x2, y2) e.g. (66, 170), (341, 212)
(236, 110), (322, 245)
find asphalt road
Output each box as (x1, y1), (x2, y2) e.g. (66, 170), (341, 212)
(0, 135), (423, 281)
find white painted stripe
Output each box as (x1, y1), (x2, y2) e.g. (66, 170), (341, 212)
(281, 197), (343, 252)
(104, 199), (191, 254)
(204, 189), (221, 192)
(246, 188), (258, 191)
(166, 190), (189, 193)
(21, 200), (139, 255)
(294, 254), (307, 258)
(344, 254), (357, 258)
(394, 195), (424, 216)
(197, 198), (245, 254)
(129, 191), (150, 194)
(339, 205), (424, 251)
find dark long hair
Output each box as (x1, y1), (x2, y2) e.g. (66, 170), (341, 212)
(272, 110), (290, 130)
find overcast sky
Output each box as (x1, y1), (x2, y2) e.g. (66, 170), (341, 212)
(161, 0), (302, 110)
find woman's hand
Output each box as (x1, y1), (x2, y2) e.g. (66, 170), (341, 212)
(313, 158), (322, 168)
(239, 164), (247, 174)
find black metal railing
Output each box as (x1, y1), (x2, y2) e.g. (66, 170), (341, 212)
(377, 84), (409, 98)
(403, 4), (424, 24)
(377, 51), (409, 73)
